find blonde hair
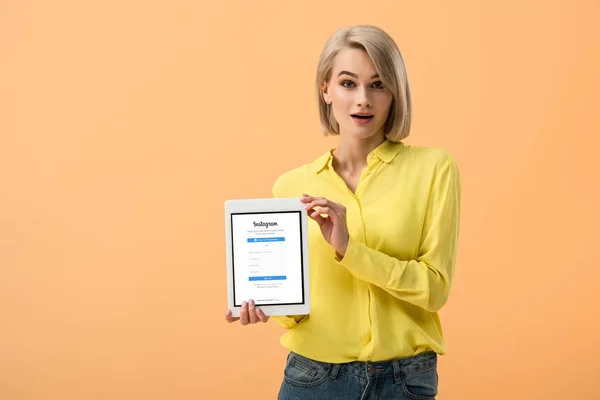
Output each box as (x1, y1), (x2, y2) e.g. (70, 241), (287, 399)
(316, 25), (412, 142)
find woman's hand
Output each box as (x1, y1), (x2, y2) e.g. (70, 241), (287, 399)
(301, 194), (349, 258)
(225, 299), (269, 325)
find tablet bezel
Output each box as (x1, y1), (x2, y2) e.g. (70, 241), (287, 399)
(224, 197), (310, 317)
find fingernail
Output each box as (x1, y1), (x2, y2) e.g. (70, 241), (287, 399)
(242, 301), (247, 307)
(249, 299), (254, 306)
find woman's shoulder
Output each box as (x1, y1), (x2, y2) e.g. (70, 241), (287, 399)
(398, 144), (460, 181)
(271, 151), (329, 197)
(403, 144), (456, 165)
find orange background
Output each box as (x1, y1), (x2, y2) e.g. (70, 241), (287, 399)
(1, 1), (599, 399)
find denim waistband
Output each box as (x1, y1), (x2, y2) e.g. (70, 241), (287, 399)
(289, 351), (437, 380)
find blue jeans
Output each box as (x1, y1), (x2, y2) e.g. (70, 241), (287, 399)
(278, 350), (438, 400)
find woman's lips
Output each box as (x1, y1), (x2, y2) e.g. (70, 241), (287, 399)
(351, 114), (374, 125)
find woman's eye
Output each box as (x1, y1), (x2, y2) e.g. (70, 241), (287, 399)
(341, 80), (355, 88)
(372, 81), (385, 89)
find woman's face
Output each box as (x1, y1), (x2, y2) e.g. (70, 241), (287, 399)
(323, 48), (393, 141)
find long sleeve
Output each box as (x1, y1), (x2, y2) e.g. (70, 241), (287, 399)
(336, 155), (461, 312)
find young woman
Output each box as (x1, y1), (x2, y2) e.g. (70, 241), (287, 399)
(225, 25), (461, 400)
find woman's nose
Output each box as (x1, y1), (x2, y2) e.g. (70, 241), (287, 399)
(356, 87), (372, 108)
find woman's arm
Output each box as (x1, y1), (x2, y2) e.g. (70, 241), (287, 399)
(305, 154), (461, 312)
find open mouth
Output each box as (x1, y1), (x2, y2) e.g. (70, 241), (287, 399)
(351, 114), (374, 120)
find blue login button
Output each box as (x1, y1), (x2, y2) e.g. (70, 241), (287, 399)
(249, 276), (287, 281)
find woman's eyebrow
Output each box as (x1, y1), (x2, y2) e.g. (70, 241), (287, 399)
(337, 70), (380, 79)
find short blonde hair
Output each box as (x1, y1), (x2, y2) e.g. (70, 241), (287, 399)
(316, 25), (412, 142)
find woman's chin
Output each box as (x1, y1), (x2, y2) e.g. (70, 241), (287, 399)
(340, 127), (385, 141)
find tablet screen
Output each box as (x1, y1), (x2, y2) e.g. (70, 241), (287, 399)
(230, 211), (305, 307)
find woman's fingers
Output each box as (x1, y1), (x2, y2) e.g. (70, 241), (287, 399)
(308, 205), (344, 224)
(234, 300), (268, 325)
(239, 301), (250, 325)
(301, 194), (326, 203)
(303, 196), (343, 226)
(248, 299), (259, 324)
(309, 206), (333, 225)
(257, 308), (269, 323)
(303, 196), (346, 217)
(308, 211), (327, 226)
(249, 299), (269, 323)
(225, 310), (239, 323)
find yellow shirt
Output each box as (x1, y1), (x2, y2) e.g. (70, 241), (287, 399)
(270, 139), (461, 363)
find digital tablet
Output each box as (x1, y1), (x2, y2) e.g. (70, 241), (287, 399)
(224, 197), (310, 317)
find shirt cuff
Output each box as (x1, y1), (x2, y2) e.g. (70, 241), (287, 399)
(270, 315), (306, 329)
(335, 235), (358, 265)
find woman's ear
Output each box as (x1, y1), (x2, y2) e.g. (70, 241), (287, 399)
(322, 81), (332, 104)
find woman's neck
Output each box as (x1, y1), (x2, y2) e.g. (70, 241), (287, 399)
(332, 133), (386, 175)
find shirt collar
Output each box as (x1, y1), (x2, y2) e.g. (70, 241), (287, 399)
(309, 139), (405, 174)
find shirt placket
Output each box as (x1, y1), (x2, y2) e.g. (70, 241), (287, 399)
(356, 155), (378, 358)
(333, 155), (378, 358)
